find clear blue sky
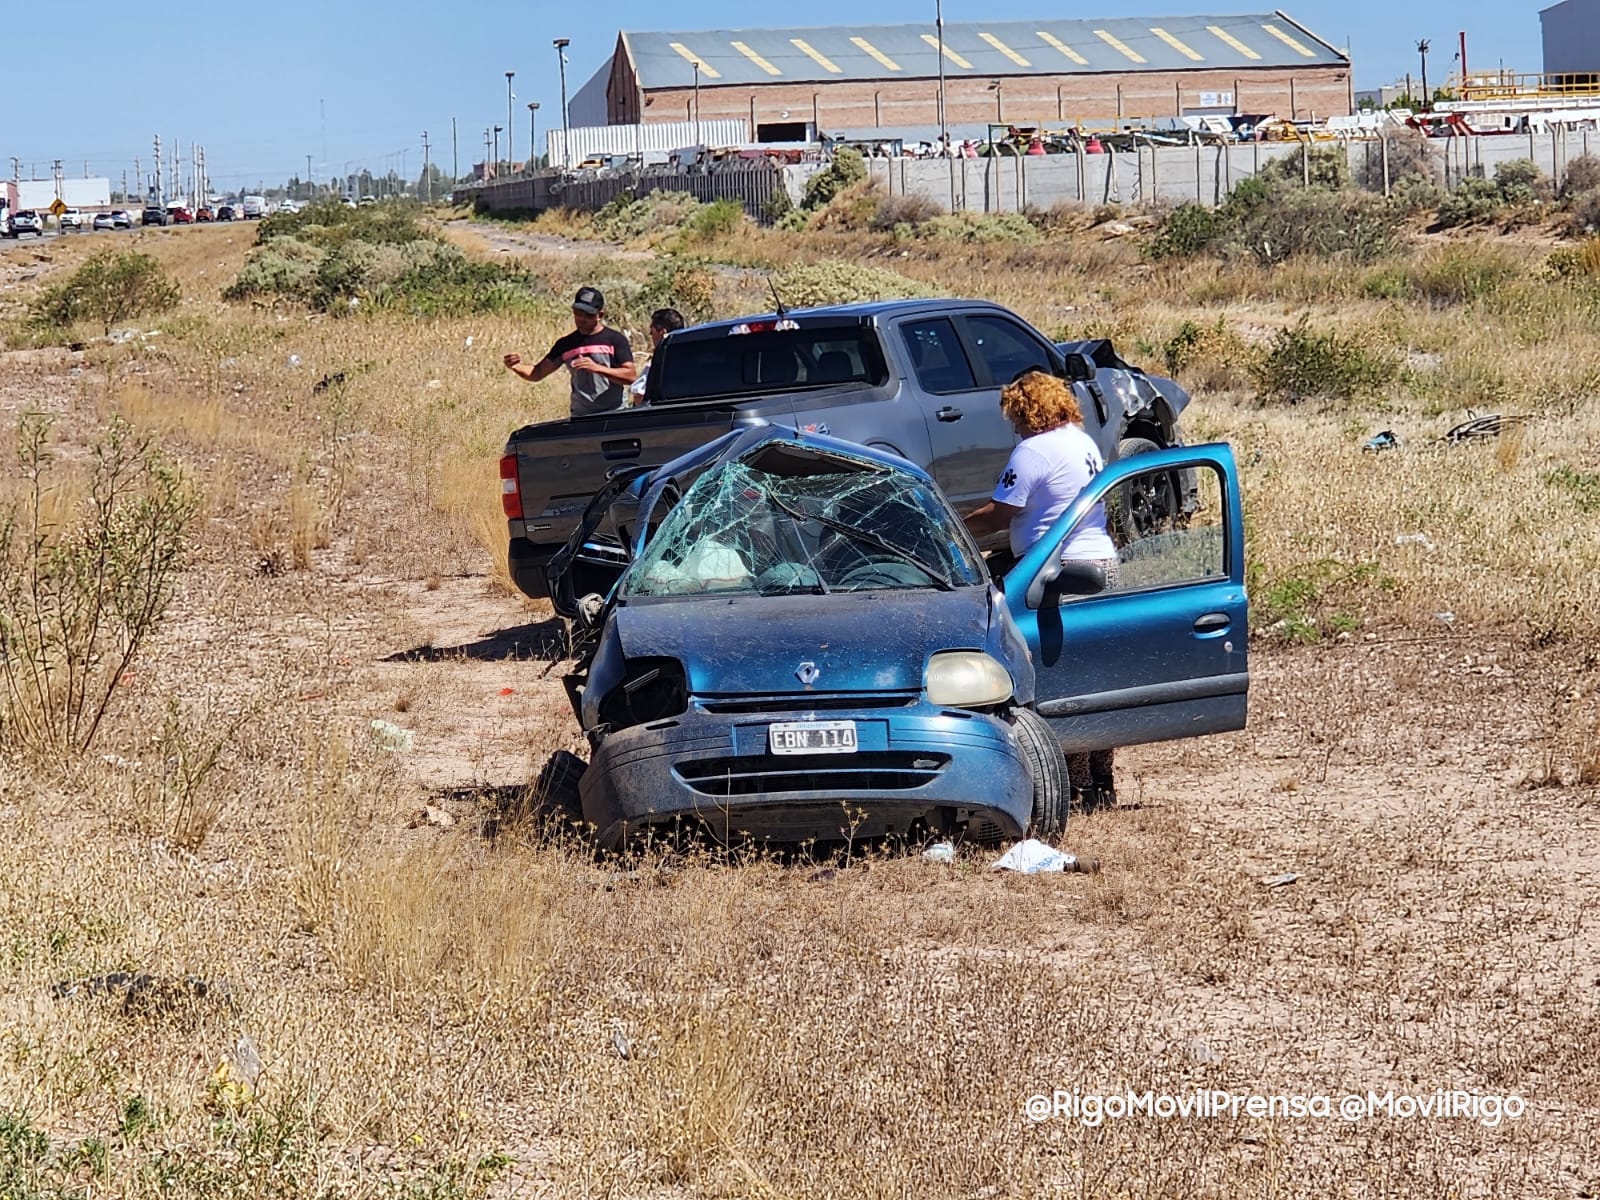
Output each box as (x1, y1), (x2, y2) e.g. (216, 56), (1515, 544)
(3, 0), (1545, 191)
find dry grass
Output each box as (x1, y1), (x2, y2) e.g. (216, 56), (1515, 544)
(1, 216), (1597, 1198)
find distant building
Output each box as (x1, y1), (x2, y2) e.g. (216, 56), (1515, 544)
(567, 12), (1350, 143)
(1541, 0), (1600, 79)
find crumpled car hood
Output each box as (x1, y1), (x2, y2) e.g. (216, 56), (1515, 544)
(614, 588), (993, 695)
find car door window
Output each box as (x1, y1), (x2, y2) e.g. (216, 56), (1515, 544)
(1062, 463), (1226, 598)
(901, 318), (977, 394)
(964, 315), (1054, 386)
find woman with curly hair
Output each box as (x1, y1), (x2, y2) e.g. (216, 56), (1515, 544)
(963, 369), (1121, 809)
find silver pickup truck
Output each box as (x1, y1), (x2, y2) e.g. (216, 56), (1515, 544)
(501, 298), (1195, 614)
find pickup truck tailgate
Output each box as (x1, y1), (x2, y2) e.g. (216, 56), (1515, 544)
(512, 407), (743, 534)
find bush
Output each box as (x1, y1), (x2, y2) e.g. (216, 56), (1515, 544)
(1355, 128), (1436, 192)
(1148, 203), (1223, 260)
(1264, 146), (1351, 190)
(224, 237), (326, 304)
(869, 192), (942, 231)
(1407, 245), (1523, 305)
(803, 147), (867, 210)
(1388, 173), (1446, 216)
(1563, 154), (1600, 197)
(636, 257), (717, 324)
(920, 211), (1041, 243)
(29, 250), (181, 335)
(1494, 158), (1549, 206)
(1249, 315), (1396, 405)
(1223, 184), (1405, 265)
(0, 414), (197, 755)
(771, 261), (939, 309)
(1435, 176), (1504, 227)
(1565, 187), (1600, 236)
(255, 199), (429, 248)
(592, 190), (704, 241)
(1542, 237), (1600, 280)
(681, 199), (745, 242)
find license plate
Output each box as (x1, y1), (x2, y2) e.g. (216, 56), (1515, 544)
(769, 720), (858, 755)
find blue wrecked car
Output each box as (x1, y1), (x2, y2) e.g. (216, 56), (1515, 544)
(549, 424), (1247, 849)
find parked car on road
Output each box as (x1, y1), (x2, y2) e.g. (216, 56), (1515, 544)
(92, 212), (117, 231)
(142, 206), (169, 227)
(59, 208), (83, 232)
(216, 204), (238, 221)
(195, 205), (214, 222)
(166, 205), (194, 224)
(550, 424), (1248, 849)
(5, 211), (44, 238)
(111, 209), (133, 229)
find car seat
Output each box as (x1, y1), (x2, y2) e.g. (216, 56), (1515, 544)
(815, 350), (854, 384)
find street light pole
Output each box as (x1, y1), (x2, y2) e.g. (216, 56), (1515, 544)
(493, 126), (502, 178)
(528, 102), (539, 169)
(1417, 39), (1431, 109)
(935, 0), (948, 144)
(693, 60), (701, 147)
(554, 38), (572, 167)
(506, 71), (516, 170)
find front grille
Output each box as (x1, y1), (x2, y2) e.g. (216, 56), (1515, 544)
(699, 692), (919, 715)
(675, 752), (949, 797)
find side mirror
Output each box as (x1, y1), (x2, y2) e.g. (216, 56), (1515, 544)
(1061, 353), (1095, 383)
(1025, 558), (1106, 609)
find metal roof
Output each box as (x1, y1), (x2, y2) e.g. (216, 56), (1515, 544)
(623, 13), (1345, 88)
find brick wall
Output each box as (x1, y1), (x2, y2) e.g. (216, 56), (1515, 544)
(628, 67), (1350, 134)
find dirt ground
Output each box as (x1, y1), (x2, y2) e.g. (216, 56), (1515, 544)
(2, 226), (1598, 1198)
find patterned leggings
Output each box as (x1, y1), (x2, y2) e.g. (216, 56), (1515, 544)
(1060, 556), (1120, 793)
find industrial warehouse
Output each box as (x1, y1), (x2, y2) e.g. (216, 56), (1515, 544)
(585, 13), (1353, 142)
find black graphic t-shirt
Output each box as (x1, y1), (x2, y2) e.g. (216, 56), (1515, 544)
(544, 327), (634, 416)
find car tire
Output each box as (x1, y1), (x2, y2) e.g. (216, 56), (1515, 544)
(531, 749), (587, 826)
(1107, 435), (1183, 543)
(1011, 706), (1068, 836)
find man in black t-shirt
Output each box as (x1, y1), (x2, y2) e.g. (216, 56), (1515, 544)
(503, 286), (637, 416)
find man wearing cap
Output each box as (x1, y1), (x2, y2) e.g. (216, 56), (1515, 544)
(503, 286), (637, 416)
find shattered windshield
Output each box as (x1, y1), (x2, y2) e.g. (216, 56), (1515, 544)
(621, 449), (984, 600)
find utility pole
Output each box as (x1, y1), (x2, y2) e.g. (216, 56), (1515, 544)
(528, 102), (539, 169)
(153, 135), (162, 203)
(134, 156), (141, 201)
(121, 170), (127, 201)
(307, 153), (313, 198)
(52, 160), (63, 200)
(554, 38), (571, 167)
(1417, 39), (1432, 110)
(422, 131), (431, 201)
(10, 157), (20, 185)
(506, 71), (516, 171)
(452, 116), (458, 184)
(484, 128), (492, 179)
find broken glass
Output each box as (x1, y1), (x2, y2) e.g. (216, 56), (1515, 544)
(621, 450), (985, 601)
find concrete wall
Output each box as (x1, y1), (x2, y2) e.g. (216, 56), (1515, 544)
(630, 67), (1351, 137)
(1541, 0), (1600, 78)
(464, 127), (1600, 219)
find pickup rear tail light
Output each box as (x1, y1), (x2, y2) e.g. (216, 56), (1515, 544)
(499, 454), (522, 519)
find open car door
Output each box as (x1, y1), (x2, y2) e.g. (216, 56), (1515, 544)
(1002, 444), (1248, 754)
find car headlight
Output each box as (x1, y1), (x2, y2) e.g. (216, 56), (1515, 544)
(925, 651), (1013, 708)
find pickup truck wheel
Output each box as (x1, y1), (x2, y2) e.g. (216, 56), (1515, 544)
(530, 750), (587, 827)
(1011, 707), (1068, 836)
(1107, 436), (1182, 543)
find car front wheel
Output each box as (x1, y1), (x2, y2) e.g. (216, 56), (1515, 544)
(1107, 435), (1184, 543)
(1010, 707), (1068, 836)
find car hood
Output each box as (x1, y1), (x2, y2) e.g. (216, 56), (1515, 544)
(613, 587), (994, 695)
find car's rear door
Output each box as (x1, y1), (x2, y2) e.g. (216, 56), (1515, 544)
(1003, 444), (1248, 753)
(895, 313), (1017, 515)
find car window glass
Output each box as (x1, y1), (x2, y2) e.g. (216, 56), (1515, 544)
(900, 318), (976, 394)
(1060, 463), (1225, 598)
(965, 315), (1053, 386)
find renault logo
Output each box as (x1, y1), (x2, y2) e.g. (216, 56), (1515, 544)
(795, 661), (820, 685)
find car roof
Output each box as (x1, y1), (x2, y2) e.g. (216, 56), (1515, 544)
(672, 297), (1012, 340)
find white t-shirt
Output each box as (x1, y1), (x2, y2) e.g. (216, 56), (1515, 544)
(992, 424), (1118, 560)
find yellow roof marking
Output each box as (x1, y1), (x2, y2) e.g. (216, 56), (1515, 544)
(1093, 29), (1147, 63)
(1261, 23), (1317, 57)
(790, 38), (843, 73)
(1036, 30), (1089, 65)
(669, 42), (721, 78)
(1150, 27), (1204, 61)
(979, 32), (1032, 67)
(921, 33), (973, 68)
(1207, 25), (1262, 60)
(851, 36), (902, 71)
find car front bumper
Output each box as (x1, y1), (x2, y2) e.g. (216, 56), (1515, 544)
(579, 703), (1033, 848)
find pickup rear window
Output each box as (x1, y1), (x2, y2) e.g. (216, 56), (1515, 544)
(654, 326), (886, 403)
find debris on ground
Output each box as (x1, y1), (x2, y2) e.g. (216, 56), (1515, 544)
(1362, 430), (1399, 452)
(1394, 532), (1435, 551)
(992, 839), (1101, 874)
(370, 719), (415, 752)
(1260, 871), (1300, 888)
(922, 841), (956, 864)
(1443, 413), (1527, 443)
(51, 972), (238, 1016)
(408, 804), (456, 829)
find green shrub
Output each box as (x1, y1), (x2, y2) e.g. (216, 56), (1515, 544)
(802, 147), (867, 210)
(681, 199), (745, 242)
(1223, 184), (1404, 264)
(1388, 173), (1445, 216)
(1265, 146), (1351, 190)
(762, 187), (796, 225)
(1435, 176), (1504, 227)
(1493, 158), (1548, 206)
(1148, 203), (1223, 260)
(771, 261), (939, 309)
(1562, 154), (1600, 197)
(1566, 188), (1600, 236)
(921, 211), (1041, 243)
(1249, 315), (1396, 405)
(256, 199), (429, 248)
(224, 237), (326, 303)
(636, 257), (717, 324)
(1543, 236), (1600, 280)
(29, 250), (181, 335)
(592, 190), (704, 241)
(1355, 128), (1436, 192)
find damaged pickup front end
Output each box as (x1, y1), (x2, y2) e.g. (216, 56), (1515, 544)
(553, 426), (1052, 850)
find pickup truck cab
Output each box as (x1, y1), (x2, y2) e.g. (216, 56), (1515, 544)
(501, 299), (1195, 613)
